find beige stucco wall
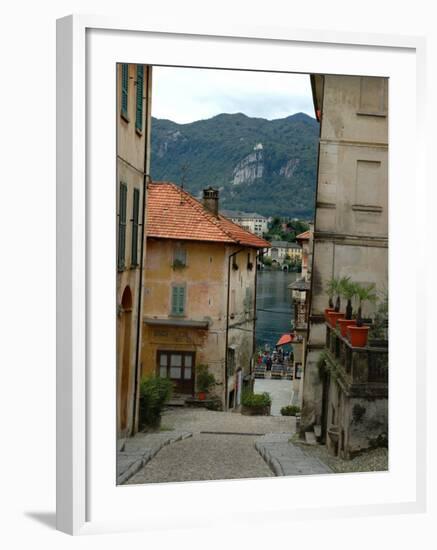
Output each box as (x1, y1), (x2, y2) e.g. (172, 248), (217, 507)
(116, 64), (152, 437)
(226, 246), (258, 406)
(141, 238), (259, 408)
(301, 74), (388, 433)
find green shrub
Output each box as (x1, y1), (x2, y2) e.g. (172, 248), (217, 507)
(280, 405), (301, 416)
(139, 376), (173, 429)
(206, 396), (223, 411)
(241, 391), (271, 409)
(317, 351), (330, 380)
(196, 364), (216, 392)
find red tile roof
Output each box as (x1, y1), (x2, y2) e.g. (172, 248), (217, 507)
(296, 230), (310, 241)
(146, 182), (271, 249)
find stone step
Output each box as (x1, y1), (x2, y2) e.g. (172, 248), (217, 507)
(313, 425), (322, 438)
(167, 397), (187, 407)
(304, 431), (317, 445)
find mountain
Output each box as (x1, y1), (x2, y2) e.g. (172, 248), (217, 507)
(150, 112), (319, 219)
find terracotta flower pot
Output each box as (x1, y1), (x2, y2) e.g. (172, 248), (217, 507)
(198, 391), (206, 401)
(324, 308), (335, 322)
(347, 325), (369, 347)
(327, 311), (345, 328)
(337, 318), (356, 337)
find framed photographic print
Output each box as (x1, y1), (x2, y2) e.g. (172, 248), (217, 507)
(56, 15), (426, 535)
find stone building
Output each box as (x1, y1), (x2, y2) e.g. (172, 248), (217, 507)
(220, 210), (269, 237)
(116, 63), (152, 437)
(264, 240), (302, 265)
(301, 75), (389, 457)
(141, 183), (270, 410)
(288, 227), (313, 403)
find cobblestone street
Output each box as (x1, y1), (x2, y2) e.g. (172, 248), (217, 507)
(126, 407), (297, 484)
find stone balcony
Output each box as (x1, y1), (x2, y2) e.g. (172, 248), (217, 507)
(324, 323), (388, 398)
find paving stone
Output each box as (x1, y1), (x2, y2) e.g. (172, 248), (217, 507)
(305, 431), (317, 445)
(255, 435), (332, 476)
(117, 430), (192, 484)
(126, 432), (273, 484)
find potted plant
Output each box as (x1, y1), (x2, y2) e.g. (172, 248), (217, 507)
(337, 278), (358, 337)
(324, 277), (338, 321)
(326, 278), (345, 327)
(241, 391), (272, 416)
(138, 376), (173, 430)
(347, 283), (377, 347)
(369, 290), (389, 344)
(196, 364), (215, 401)
(280, 405), (301, 416)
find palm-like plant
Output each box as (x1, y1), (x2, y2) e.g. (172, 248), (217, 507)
(326, 277), (342, 311)
(354, 283), (378, 326)
(339, 277), (357, 320)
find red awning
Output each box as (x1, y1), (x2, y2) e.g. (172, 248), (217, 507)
(276, 333), (294, 346)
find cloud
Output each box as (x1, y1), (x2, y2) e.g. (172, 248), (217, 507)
(152, 66), (314, 123)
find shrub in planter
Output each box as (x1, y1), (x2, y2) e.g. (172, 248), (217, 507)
(241, 391), (271, 415)
(196, 364), (216, 400)
(139, 376), (173, 429)
(206, 396), (223, 411)
(280, 405), (301, 416)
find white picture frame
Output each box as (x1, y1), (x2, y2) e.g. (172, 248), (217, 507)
(56, 14), (427, 535)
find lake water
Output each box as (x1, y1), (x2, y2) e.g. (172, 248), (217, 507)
(256, 269), (298, 350)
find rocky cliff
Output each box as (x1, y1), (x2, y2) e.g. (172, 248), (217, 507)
(150, 112), (319, 218)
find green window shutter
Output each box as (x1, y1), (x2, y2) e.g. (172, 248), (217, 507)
(118, 183), (127, 271)
(135, 65), (144, 131)
(178, 286), (186, 315)
(171, 286), (185, 316)
(171, 287), (179, 315)
(121, 64), (128, 117)
(131, 188), (140, 266)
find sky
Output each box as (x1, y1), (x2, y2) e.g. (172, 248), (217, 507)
(151, 66), (315, 124)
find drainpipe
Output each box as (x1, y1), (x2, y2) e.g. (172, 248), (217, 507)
(225, 246), (244, 410)
(251, 249), (262, 381)
(302, 74), (324, 437)
(132, 67), (152, 434)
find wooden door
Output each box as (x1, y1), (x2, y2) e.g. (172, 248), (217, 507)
(157, 351), (195, 395)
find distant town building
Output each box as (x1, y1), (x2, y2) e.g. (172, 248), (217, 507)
(142, 184), (270, 410)
(116, 63), (152, 438)
(220, 209), (268, 237)
(288, 226), (313, 404)
(301, 75), (388, 458)
(264, 240), (302, 264)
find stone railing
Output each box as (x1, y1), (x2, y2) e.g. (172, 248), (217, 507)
(324, 323), (388, 394)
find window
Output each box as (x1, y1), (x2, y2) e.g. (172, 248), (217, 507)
(227, 347), (236, 377)
(131, 188), (140, 266)
(121, 64), (128, 118)
(244, 286), (253, 312)
(135, 65), (144, 132)
(358, 76), (388, 116)
(117, 183), (127, 271)
(157, 351), (195, 393)
(173, 244), (187, 267)
(171, 285), (186, 316)
(230, 289), (236, 317)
